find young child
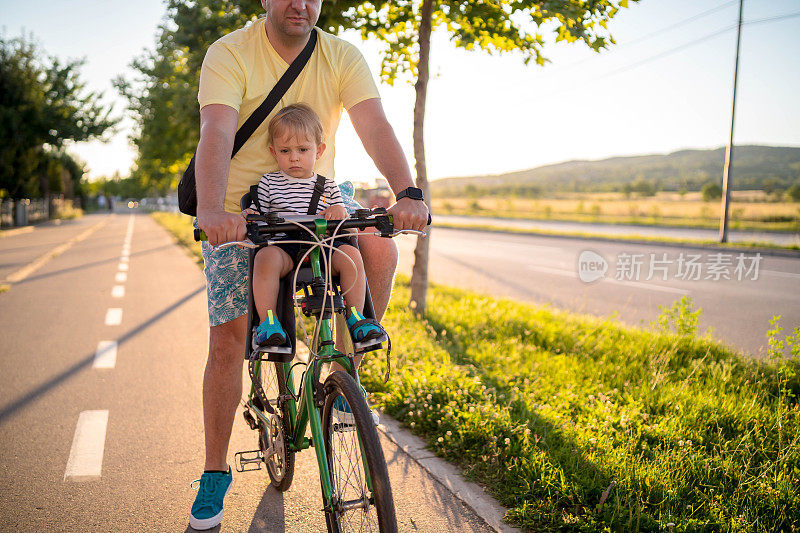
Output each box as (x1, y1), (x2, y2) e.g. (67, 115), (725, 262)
(245, 103), (386, 351)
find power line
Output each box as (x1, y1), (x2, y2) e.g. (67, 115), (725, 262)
(599, 25), (736, 79)
(743, 11), (800, 26)
(623, 0), (738, 47)
(546, 0), (738, 75)
(539, 8), (800, 97)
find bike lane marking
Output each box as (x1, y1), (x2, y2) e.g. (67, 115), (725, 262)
(105, 308), (123, 326)
(3, 216), (111, 284)
(64, 410), (109, 481)
(93, 341), (118, 369)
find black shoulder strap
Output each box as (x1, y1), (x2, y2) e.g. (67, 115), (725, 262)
(230, 29), (318, 158)
(307, 174), (327, 215)
(249, 184), (262, 214)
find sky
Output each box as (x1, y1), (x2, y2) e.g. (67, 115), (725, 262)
(2, 0), (799, 183)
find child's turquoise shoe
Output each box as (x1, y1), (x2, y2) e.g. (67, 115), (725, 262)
(346, 307), (387, 348)
(254, 310), (288, 347)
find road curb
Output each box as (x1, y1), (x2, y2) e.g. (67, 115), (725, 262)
(378, 416), (521, 533)
(435, 223), (800, 258)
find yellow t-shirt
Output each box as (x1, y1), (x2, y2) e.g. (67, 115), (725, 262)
(198, 18), (380, 213)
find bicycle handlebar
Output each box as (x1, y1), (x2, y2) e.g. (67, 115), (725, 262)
(194, 210), (432, 243)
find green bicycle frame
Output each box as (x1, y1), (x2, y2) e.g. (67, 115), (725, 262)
(247, 219), (374, 506)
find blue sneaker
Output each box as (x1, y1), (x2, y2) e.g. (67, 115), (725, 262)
(332, 384), (379, 426)
(189, 467), (233, 530)
(254, 310), (288, 347)
(346, 307), (387, 350)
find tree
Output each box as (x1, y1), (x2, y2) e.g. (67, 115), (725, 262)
(121, 0), (635, 313)
(117, 0), (363, 192)
(0, 34), (116, 199)
(786, 183), (800, 202)
(335, 0), (636, 313)
(701, 182), (722, 202)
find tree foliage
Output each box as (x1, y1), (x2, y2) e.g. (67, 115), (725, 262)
(120, 0), (635, 312)
(701, 182), (723, 202)
(336, 0), (631, 84)
(0, 34), (116, 198)
(116, 0), (366, 192)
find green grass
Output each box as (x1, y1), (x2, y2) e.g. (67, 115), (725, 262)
(361, 282), (800, 532)
(436, 205), (800, 234)
(150, 212), (203, 264)
(152, 211), (800, 531)
(434, 221), (800, 252)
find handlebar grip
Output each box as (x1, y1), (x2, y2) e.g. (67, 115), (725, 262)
(427, 214), (432, 225)
(194, 228), (207, 242)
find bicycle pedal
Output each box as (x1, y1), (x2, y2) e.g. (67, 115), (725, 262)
(234, 449), (263, 473)
(354, 334), (387, 354)
(251, 338), (293, 355)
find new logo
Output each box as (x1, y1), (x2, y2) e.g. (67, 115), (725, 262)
(578, 250), (608, 283)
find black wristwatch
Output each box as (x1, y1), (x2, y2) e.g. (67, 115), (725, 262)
(395, 187), (424, 202)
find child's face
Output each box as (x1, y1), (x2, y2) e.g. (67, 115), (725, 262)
(269, 131), (325, 179)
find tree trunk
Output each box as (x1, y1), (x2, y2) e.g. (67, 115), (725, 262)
(409, 0), (435, 315)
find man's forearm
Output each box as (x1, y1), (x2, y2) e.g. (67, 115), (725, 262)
(196, 124), (234, 213)
(361, 122), (415, 195)
(349, 99), (415, 195)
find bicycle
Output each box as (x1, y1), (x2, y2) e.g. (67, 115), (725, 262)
(195, 204), (428, 532)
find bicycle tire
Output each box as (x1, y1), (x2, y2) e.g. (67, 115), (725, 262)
(321, 371), (397, 533)
(256, 360), (295, 491)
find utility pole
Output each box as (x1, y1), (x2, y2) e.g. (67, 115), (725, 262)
(719, 0), (744, 243)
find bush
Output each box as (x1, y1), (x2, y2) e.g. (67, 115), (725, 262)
(701, 182), (723, 201)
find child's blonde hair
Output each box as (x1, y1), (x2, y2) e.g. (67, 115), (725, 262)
(268, 103), (324, 146)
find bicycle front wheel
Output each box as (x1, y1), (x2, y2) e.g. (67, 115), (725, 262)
(321, 371), (397, 533)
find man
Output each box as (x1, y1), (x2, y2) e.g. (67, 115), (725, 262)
(189, 0), (428, 529)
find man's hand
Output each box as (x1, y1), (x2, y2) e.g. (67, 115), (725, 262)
(197, 208), (247, 246)
(387, 197), (429, 232)
(318, 204), (348, 221)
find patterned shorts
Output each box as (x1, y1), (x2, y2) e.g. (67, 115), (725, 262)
(199, 182), (362, 327)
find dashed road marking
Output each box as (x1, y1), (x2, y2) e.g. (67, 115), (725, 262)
(64, 410), (109, 481)
(115, 272), (127, 283)
(118, 263), (128, 272)
(4, 218), (109, 283)
(111, 285), (125, 298)
(105, 308), (122, 326)
(120, 256), (129, 263)
(93, 341), (118, 369)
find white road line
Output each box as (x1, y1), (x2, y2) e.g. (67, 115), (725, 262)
(4, 218), (109, 283)
(93, 341), (118, 369)
(115, 272), (127, 283)
(105, 308), (122, 326)
(762, 269), (800, 279)
(64, 410), (109, 481)
(121, 247), (130, 255)
(526, 265), (689, 295)
(120, 256), (129, 263)
(118, 263), (128, 271)
(111, 285), (125, 298)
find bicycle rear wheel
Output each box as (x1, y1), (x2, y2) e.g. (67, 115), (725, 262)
(321, 371), (397, 532)
(255, 360), (295, 491)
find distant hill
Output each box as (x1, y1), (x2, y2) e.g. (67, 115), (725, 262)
(431, 145), (800, 196)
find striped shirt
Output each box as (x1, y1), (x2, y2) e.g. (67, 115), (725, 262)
(252, 171), (343, 216)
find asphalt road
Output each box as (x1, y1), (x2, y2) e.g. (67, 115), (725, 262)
(396, 227), (800, 356)
(0, 213), (493, 532)
(435, 215), (800, 246)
